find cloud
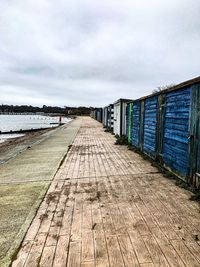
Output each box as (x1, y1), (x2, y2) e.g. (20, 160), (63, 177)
(0, 0), (200, 107)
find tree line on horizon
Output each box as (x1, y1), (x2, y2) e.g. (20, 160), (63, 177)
(0, 104), (93, 116)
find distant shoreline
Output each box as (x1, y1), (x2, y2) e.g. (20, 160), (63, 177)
(0, 124), (62, 135)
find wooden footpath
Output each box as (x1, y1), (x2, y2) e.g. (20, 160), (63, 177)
(12, 117), (200, 267)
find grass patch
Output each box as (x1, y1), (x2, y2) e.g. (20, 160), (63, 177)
(189, 192), (200, 202)
(115, 135), (129, 145)
(104, 127), (113, 133)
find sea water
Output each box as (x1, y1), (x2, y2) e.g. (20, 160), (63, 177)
(0, 114), (71, 143)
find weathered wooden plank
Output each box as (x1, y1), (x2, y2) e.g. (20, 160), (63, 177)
(82, 202), (92, 231)
(94, 230), (109, 267)
(24, 211), (45, 241)
(109, 204), (127, 234)
(12, 241), (33, 267)
(81, 231), (94, 263)
(100, 205), (115, 236)
(140, 263), (155, 267)
(52, 235), (70, 267)
(171, 240), (200, 267)
(142, 235), (170, 267)
(39, 246), (56, 267)
(24, 233), (47, 267)
(81, 262), (95, 267)
(71, 197), (83, 241)
(67, 241), (81, 267)
(106, 235), (125, 267)
(184, 241), (200, 262)
(128, 205), (151, 236)
(118, 234), (140, 267)
(129, 230), (152, 264)
(59, 199), (74, 236)
(91, 201), (103, 232)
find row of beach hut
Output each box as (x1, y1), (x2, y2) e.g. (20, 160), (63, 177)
(91, 76), (200, 188)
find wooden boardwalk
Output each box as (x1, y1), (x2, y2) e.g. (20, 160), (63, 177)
(12, 117), (200, 267)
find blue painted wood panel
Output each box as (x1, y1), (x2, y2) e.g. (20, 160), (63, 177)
(131, 101), (140, 147)
(143, 96), (158, 157)
(162, 88), (192, 177)
(126, 103), (130, 138)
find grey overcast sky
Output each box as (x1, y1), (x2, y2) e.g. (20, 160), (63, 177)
(0, 0), (200, 107)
